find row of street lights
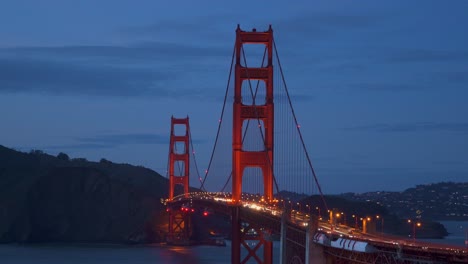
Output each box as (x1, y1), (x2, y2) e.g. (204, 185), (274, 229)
(277, 201), (423, 242)
(333, 211), (424, 241)
(279, 200), (322, 218)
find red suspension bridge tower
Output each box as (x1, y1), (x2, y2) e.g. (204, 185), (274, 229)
(232, 25), (274, 203)
(231, 25), (275, 264)
(167, 116), (191, 245)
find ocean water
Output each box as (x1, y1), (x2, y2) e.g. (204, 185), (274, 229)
(1, 222), (466, 264)
(0, 243), (229, 264)
(0, 241), (281, 264)
(420, 220), (468, 247)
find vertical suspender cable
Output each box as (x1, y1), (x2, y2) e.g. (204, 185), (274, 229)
(200, 44), (235, 191)
(189, 128), (204, 190)
(273, 38), (329, 212)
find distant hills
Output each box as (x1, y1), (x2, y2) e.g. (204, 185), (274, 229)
(278, 192), (449, 238)
(0, 145), (464, 243)
(341, 182), (468, 221)
(0, 145), (169, 243)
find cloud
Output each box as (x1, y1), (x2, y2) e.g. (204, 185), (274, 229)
(0, 56), (171, 97)
(347, 83), (424, 92)
(274, 12), (384, 42)
(122, 16), (232, 37)
(43, 143), (116, 150)
(344, 122), (468, 133)
(291, 13), (380, 29)
(436, 71), (468, 84)
(37, 133), (186, 151)
(77, 133), (169, 145)
(76, 133), (205, 147)
(122, 11), (385, 59)
(386, 49), (468, 64)
(2, 42), (228, 62)
(0, 41), (232, 98)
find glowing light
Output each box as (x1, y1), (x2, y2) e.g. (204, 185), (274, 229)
(248, 204), (263, 210)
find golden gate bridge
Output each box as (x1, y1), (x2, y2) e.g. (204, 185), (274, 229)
(164, 25), (467, 264)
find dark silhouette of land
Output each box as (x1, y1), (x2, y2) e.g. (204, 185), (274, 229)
(1, 145), (462, 243)
(0, 145), (169, 243)
(341, 182), (468, 221)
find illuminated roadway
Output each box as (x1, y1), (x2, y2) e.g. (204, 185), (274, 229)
(168, 191), (468, 263)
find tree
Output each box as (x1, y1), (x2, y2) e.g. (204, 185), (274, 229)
(100, 158), (111, 164)
(29, 149), (44, 155)
(57, 152), (70, 161)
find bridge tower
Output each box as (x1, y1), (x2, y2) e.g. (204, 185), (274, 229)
(167, 116), (191, 245)
(168, 116), (190, 199)
(231, 25), (274, 264)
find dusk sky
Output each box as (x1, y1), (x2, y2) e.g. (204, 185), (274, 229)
(1, 1), (467, 194)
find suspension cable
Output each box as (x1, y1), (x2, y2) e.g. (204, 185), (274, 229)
(220, 171), (232, 192)
(189, 128), (204, 191)
(273, 38), (329, 211)
(200, 44), (236, 191)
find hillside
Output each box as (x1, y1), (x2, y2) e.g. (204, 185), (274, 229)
(0, 145), (170, 243)
(341, 182), (468, 221)
(299, 195), (448, 238)
(0, 145), (457, 242)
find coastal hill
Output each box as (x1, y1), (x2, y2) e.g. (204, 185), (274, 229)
(0, 145), (460, 242)
(341, 182), (468, 221)
(0, 145), (169, 243)
(297, 194), (448, 239)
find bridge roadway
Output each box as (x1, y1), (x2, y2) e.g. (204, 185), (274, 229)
(168, 192), (468, 263)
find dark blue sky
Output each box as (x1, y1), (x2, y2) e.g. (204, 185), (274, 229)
(1, 1), (467, 194)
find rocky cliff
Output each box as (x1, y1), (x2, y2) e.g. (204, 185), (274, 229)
(0, 145), (169, 243)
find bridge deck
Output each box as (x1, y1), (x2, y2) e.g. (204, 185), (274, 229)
(167, 192), (468, 263)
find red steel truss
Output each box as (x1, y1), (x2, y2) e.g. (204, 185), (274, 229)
(232, 25), (274, 264)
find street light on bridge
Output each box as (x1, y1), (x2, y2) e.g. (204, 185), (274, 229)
(340, 212), (347, 225)
(352, 215), (358, 228)
(316, 207), (321, 219)
(408, 219), (422, 242)
(335, 213), (341, 225)
(362, 217), (371, 233)
(376, 215), (384, 233)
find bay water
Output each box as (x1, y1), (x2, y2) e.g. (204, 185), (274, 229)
(1, 221), (466, 263)
(0, 241), (280, 264)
